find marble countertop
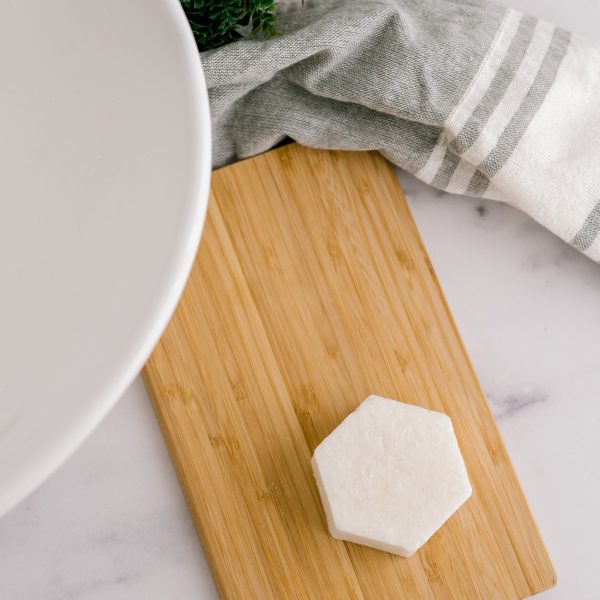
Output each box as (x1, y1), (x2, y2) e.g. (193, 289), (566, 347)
(2, 2), (599, 598)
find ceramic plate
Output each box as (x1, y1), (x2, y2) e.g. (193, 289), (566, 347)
(0, 0), (210, 515)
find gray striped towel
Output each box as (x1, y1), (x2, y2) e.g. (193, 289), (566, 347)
(201, 0), (600, 262)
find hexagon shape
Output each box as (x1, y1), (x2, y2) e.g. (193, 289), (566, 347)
(311, 395), (471, 557)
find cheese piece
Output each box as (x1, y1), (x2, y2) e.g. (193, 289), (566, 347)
(311, 395), (472, 557)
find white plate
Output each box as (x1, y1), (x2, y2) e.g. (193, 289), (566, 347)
(0, 0), (210, 516)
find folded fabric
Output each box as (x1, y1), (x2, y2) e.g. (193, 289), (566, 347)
(200, 0), (600, 262)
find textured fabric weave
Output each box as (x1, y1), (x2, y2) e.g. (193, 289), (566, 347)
(201, 0), (600, 261)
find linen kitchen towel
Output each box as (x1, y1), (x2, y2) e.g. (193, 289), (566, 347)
(201, 0), (600, 262)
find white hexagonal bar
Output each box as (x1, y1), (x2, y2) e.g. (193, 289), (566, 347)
(312, 395), (471, 557)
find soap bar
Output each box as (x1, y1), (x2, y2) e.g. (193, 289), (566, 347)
(311, 395), (472, 557)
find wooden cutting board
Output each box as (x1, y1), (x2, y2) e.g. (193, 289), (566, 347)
(143, 144), (555, 599)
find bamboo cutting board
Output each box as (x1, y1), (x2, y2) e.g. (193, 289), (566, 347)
(143, 144), (555, 599)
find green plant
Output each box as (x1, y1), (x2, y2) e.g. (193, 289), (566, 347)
(181, 0), (279, 51)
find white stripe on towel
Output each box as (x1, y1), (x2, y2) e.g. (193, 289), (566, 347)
(446, 19), (556, 194)
(416, 8), (522, 184)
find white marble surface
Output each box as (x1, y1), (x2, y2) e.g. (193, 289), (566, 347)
(2, 2), (600, 598)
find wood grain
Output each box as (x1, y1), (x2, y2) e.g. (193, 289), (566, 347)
(143, 144), (556, 599)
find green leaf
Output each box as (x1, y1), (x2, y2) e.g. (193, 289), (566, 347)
(181, 0), (285, 51)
